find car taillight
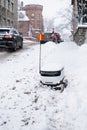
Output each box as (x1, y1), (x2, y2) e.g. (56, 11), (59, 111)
(4, 35), (13, 38)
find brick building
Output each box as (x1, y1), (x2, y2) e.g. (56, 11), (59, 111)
(18, 10), (30, 36)
(0, 0), (18, 28)
(18, 3), (44, 37)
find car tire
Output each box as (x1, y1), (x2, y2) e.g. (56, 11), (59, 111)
(19, 41), (23, 49)
(12, 42), (17, 51)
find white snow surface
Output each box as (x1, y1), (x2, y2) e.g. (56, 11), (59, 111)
(0, 40), (87, 130)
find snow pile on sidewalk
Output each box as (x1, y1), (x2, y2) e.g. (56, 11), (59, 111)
(0, 41), (87, 130)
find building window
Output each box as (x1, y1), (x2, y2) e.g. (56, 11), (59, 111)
(1, 18), (5, 26)
(4, 0), (6, 7)
(11, 21), (13, 26)
(7, 19), (10, 26)
(7, 0), (10, 10)
(31, 13), (35, 19)
(18, 21), (23, 28)
(19, 12), (24, 18)
(11, 2), (14, 12)
(37, 14), (40, 20)
(37, 22), (40, 29)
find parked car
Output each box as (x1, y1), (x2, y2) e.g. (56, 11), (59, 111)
(40, 32), (63, 44)
(0, 27), (23, 51)
(52, 33), (64, 43)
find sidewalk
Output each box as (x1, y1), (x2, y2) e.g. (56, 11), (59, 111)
(23, 36), (39, 45)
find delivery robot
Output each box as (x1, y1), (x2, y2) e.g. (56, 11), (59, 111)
(38, 34), (68, 92)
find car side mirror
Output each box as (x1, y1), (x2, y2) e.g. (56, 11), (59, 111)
(19, 32), (23, 36)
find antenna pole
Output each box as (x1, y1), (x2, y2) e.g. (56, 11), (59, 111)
(39, 41), (41, 73)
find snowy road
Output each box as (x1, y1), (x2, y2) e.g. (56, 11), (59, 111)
(0, 41), (87, 130)
(0, 41), (38, 61)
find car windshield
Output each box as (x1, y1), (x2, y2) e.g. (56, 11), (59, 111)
(0, 30), (10, 35)
(44, 33), (51, 38)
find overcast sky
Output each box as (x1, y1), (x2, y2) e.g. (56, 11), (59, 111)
(21, 0), (71, 19)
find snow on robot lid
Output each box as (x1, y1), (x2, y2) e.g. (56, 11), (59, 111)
(41, 63), (64, 71)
